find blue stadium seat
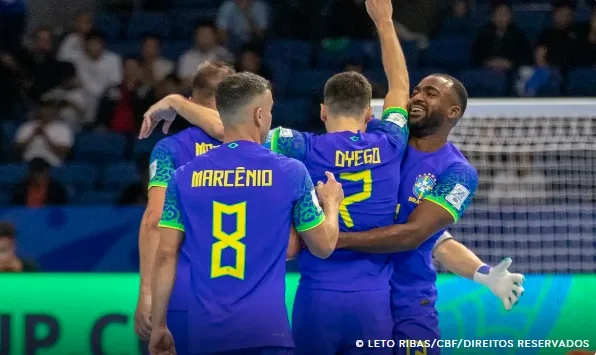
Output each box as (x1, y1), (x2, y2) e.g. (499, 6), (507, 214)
(440, 17), (474, 37)
(108, 41), (141, 58)
(269, 61), (292, 97)
(1, 120), (18, 160)
(73, 132), (127, 164)
(0, 187), (11, 205)
(272, 99), (309, 127)
(127, 12), (171, 40)
(170, 9), (217, 39)
(424, 36), (471, 71)
(162, 41), (190, 61)
(51, 163), (98, 194)
(513, 10), (549, 43)
(73, 190), (120, 205)
(567, 69), (596, 97)
(316, 40), (373, 69)
(133, 134), (164, 159)
(408, 68), (443, 88)
(362, 70), (388, 89)
(286, 69), (335, 99)
(0, 163), (27, 188)
(369, 40), (418, 69)
(459, 69), (508, 97)
(95, 14), (122, 39)
(103, 162), (140, 189)
(264, 40), (313, 68)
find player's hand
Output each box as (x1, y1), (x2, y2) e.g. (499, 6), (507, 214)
(485, 258), (525, 311)
(315, 171), (344, 207)
(365, 0), (394, 25)
(134, 293), (152, 340)
(149, 327), (176, 355)
(139, 95), (178, 139)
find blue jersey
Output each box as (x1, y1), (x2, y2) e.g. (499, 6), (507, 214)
(158, 141), (325, 353)
(148, 126), (220, 311)
(391, 142), (478, 316)
(266, 107), (409, 291)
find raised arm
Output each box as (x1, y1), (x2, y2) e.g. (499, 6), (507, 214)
(433, 233), (525, 311)
(139, 94), (223, 140)
(293, 170), (343, 259)
(366, 0), (409, 110)
(338, 163), (478, 253)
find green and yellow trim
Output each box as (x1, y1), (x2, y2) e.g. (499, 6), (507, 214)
(382, 107), (409, 120)
(424, 196), (459, 223)
(295, 215), (326, 233)
(270, 127), (281, 153)
(158, 221), (185, 232)
(148, 181), (168, 190)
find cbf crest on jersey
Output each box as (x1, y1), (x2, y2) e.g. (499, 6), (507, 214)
(409, 173), (436, 204)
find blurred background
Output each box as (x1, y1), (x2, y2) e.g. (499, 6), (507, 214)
(0, 0), (595, 354)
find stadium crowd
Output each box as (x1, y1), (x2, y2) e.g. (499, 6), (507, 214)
(0, 0), (595, 206)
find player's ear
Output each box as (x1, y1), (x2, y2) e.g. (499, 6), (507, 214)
(447, 105), (460, 122)
(254, 106), (263, 127)
(320, 103), (327, 122)
(365, 106), (372, 123)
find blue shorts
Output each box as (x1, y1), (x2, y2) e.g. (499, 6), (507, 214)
(167, 310), (189, 355)
(292, 286), (393, 355)
(203, 347), (293, 355)
(392, 311), (440, 355)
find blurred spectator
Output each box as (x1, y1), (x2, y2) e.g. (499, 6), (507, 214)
(74, 30), (122, 123)
(118, 153), (150, 205)
(535, 0), (580, 70)
(472, 2), (531, 72)
(95, 57), (155, 134)
(0, 0), (27, 53)
(344, 59), (387, 98)
(327, 0), (375, 39)
(14, 100), (74, 166)
(235, 45), (271, 79)
(451, 0), (470, 18)
(41, 62), (88, 131)
(488, 152), (547, 204)
(270, 0), (325, 40)
(178, 22), (233, 86)
(392, 0), (441, 49)
(14, 26), (66, 101)
(141, 35), (174, 85)
(216, 0), (269, 51)
(0, 222), (38, 272)
(11, 158), (68, 206)
(574, 6), (596, 67)
(0, 50), (23, 119)
(155, 73), (182, 99)
(57, 12), (94, 63)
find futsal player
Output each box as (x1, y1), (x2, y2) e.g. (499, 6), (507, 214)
(337, 2), (525, 354)
(134, 61), (235, 354)
(150, 72), (344, 355)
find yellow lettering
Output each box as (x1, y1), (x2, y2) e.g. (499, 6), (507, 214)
(192, 171), (202, 187)
(354, 150), (362, 167)
(262, 170), (272, 186)
(195, 143), (215, 156)
(334, 148), (382, 168)
(235, 167), (245, 186)
(335, 151), (345, 167)
(203, 170), (213, 187)
(246, 170), (257, 186)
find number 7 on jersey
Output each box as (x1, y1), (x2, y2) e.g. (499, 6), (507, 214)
(338, 170), (372, 228)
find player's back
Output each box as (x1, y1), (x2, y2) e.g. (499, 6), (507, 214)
(391, 142), (478, 315)
(173, 141), (301, 353)
(150, 126), (220, 311)
(300, 130), (403, 291)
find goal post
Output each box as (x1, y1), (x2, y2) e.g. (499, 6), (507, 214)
(370, 98), (596, 273)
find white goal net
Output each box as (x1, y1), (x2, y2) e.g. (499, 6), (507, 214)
(372, 99), (596, 273)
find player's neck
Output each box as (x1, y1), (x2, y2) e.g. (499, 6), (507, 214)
(325, 116), (366, 134)
(192, 95), (216, 111)
(223, 126), (261, 145)
(409, 133), (448, 152)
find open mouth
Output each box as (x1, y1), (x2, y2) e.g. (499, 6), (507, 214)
(409, 104), (426, 114)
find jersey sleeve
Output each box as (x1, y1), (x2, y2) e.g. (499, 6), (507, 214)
(424, 163), (479, 223)
(366, 107), (409, 148)
(264, 126), (308, 161)
(291, 162), (325, 233)
(148, 140), (176, 189)
(158, 175), (185, 232)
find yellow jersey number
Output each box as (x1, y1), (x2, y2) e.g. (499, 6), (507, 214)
(211, 201), (247, 280)
(338, 169), (372, 228)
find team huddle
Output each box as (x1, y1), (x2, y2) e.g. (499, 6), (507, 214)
(133, 1), (526, 354)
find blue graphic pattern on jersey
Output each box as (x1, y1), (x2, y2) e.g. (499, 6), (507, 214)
(292, 170), (324, 231)
(266, 127), (307, 160)
(160, 177), (184, 230)
(366, 119), (409, 152)
(425, 163), (478, 221)
(149, 140), (176, 187)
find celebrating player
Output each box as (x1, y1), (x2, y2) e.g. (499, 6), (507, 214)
(150, 72), (344, 355)
(134, 61), (234, 354)
(337, 1), (525, 354)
